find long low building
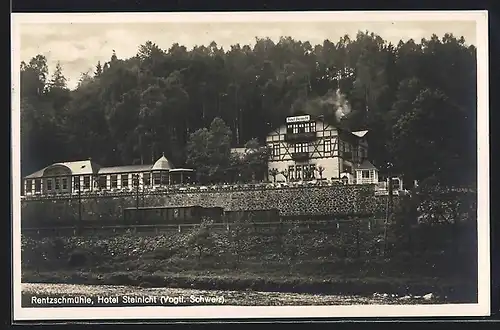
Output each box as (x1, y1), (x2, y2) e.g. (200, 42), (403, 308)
(22, 154), (194, 196)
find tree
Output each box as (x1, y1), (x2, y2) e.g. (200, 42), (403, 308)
(240, 138), (269, 182)
(391, 88), (468, 185)
(269, 168), (279, 183)
(19, 32), (476, 190)
(186, 117), (232, 184)
(280, 170), (289, 182)
(94, 61), (103, 77)
(21, 55), (48, 97)
(316, 165), (325, 179)
(227, 213), (252, 266)
(187, 218), (215, 261)
(281, 221), (303, 272)
(77, 71), (93, 88)
(48, 61), (68, 90)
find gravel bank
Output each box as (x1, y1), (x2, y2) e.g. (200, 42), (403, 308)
(22, 283), (443, 307)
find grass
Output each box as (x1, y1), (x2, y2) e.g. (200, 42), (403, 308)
(20, 228), (478, 303)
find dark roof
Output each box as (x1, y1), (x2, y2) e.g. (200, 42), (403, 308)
(98, 164), (153, 174)
(354, 160), (378, 170)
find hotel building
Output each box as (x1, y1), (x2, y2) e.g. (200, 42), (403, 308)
(266, 114), (379, 184)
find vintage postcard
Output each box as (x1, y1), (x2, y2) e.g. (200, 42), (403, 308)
(11, 10), (490, 321)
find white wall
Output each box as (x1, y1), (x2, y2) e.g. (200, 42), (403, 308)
(268, 156), (340, 182)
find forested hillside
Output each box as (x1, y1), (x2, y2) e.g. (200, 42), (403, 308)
(20, 31), (477, 187)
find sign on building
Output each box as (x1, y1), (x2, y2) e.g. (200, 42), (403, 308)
(286, 115), (311, 123)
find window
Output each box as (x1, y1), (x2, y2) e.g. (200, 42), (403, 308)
(132, 174), (140, 186)
(296, 165), (302, 179)
(153, 172), (161, 185)
(111, 175), (118, 188)
(99, 176), (107, 189)
(47, 179), (53, 191)
(272, 143), (280, 157)
(288, 166), (295, 179)
(83, 176), (91, 189)
(34, 180), (41, 193)
(62, 178), (68, 190)
(362, 170), (370, 179)
(288, 122), (315, 134)
(121, 174), (129, 187)
(308, 164), (316, 179)
(73, 176), (80, 190)
(161, 172), (169, 185)
(55, 178), (60, 190)
(294, 142), (308, 153)
(143, 173), (151, 186)
(324, 139), (332, 153)
(25, 180), (32, 193)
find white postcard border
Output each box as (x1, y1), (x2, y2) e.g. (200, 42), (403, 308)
(11, 10), (490, 321)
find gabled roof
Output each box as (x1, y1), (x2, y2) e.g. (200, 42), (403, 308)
(352, 130), (369, 138)
(152, 154), (174, 171)
(24, 160), (100, 179)
(354, 160), (377, 170)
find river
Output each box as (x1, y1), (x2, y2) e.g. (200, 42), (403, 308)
(21, 283), (441, 307)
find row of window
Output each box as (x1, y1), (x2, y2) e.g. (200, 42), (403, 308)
(271, 139), (367, 160)
(271, 138), (334, 157)
(287, 164), (317, 180)
(286, 122), (316, 134)
(24, 172), (174, 193)
(359, 170), (375, 179)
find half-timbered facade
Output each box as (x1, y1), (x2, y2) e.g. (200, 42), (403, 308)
(22, 154), (194, 196)
(266, 114), (377, 183)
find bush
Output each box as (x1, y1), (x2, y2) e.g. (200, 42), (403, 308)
(151, 247), (179, 260)
(67, 250), (88, 268)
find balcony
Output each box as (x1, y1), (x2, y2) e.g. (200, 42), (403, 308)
(291, 152), (309, 161)
(284, 131), (317, 142)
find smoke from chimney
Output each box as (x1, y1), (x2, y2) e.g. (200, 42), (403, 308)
(302, 88), (352, 122)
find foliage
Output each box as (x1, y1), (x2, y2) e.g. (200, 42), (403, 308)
(281, 221), (304, 270)
(20, 33), (476, 188)
(269, 168), (279, 182)
(227, 213), (253, 265)
(316, 165), (325, 179)
(187, 218), (216, 260)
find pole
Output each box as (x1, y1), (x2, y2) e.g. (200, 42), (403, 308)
(77, 179), (82, 234)
(135, 175), (139, 209)
(383, 165), (393, 256)
(135, 174), (140, 225)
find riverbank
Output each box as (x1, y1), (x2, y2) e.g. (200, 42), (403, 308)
(21, 225), (478, 303)
(21, 283), (444, 307)
(22, 266), (476, 303)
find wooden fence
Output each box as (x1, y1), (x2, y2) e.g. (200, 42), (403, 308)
(21, 219), (389, 237)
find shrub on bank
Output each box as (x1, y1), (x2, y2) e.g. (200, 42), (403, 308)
(21, 220), (477, 285)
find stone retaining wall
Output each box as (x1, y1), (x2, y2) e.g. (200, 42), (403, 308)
(21, 184), (397, 226)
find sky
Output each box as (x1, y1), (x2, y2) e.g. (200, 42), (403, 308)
(16, 14), (478, 90)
